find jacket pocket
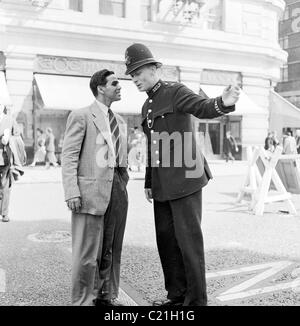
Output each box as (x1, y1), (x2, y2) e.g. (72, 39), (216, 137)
(153, 105), (174, 119)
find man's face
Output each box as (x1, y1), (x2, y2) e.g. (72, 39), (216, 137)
(100, 74), (121, 102)
(130, 65), (156, 92)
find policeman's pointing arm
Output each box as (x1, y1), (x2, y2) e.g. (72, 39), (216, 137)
(222, 85), (240, 107)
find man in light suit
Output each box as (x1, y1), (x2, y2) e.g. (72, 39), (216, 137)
(62, 69), (129, 306)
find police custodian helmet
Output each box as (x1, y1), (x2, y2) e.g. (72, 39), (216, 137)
(125, 43), (162, 75)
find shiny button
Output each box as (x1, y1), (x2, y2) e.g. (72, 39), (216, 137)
(153, 140), (157, 145)
(149, 99), (153, 103)
(156, 160), (160, 164)
(155, 151), (159, 155)
(151, 130), (154, 134)
(162, 115), (165, 119)
(148, 120), (152, 124)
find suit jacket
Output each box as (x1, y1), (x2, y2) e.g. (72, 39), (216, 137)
(142, 80), (235, 202)
(62, 101), (129, 216)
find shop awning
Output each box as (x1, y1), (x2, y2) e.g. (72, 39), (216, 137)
(34, 74), (146, 114)
(199, 84), (267, 116)
(0, 71), (12, 106)
(269, 90), (300, 129)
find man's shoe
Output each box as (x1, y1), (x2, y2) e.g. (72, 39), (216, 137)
(152, 298), (184, 306)
(2, 216), (9, 223)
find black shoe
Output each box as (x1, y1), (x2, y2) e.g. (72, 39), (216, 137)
(2, 216), (9, 223)
(152, 298), (184, 306)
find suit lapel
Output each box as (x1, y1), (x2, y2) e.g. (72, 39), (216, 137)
(90, 101), (115, 156)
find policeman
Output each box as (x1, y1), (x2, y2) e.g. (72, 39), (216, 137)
(124, 43), (240, 306)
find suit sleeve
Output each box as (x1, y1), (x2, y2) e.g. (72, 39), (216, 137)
(174, 84), (235, 119)
(61, 111), (86, 201)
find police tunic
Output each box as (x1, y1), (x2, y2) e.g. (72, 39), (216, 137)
(141, 80), (235, 201)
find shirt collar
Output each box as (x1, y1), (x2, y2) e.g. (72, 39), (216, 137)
(147, 80), (163, 98)
(96, 100), (109, 116)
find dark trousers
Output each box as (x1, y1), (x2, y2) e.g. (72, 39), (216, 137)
(154, 189), (207, 306)
(0, 165), (11, 217)
(71, 170), (128, 306)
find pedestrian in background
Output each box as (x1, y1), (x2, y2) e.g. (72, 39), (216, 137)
(0, 105), (13, 222)
(30, 128), (46, 166)
(125, 43), (239, 306)
(283, 131), (297, 155)
(272, 131), (280, 150)
(45, 127), (58, 169)
(62, 69), (129, 306)
(296, 130), (300, 154)
(224, 130), (238, 162)
(264, 132), (274, 152)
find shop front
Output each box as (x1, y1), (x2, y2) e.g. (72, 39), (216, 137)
(0, 53), (12, 110)
(269, 90), (300, 141)
(198, 84), (268, 160)
(32, 55), (179, 160)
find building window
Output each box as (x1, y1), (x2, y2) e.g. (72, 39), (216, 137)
(279, 36), (289, 49)
(99, 0), (126, 18)
(283, 7), (289, 20)
(156, 0), (223, 30)
(141, 0), (152, 21)
(206, 0), (223, 30)
(283, 36), (289, 49)
(69, 0), (83, 12)
(281, 65), (288, 82)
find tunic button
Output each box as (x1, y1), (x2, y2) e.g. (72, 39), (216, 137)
(156, 160), (160, 164)
(151, 130), (154, 133)
(148, 120), (152, 124)
(155, 151), (159, 155)
(148, 109), (152, 113)
(149, 99), (153, 103)
(153, 140), (157, 144)
(162, 115), (165, 119)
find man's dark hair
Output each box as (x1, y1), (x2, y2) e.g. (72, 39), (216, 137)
(90, 69), (115, 97)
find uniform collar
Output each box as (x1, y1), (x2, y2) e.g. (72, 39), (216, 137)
(147, 80), (163, 98)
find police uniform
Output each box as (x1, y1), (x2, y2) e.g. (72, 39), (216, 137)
(125, 44), (235, 306)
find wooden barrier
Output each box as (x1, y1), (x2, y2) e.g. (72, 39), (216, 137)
(237, 146), (298, 216)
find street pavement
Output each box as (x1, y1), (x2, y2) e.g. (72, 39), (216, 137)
(0, 161), (299, 306)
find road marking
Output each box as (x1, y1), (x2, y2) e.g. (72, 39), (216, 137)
(207, 261), (300, 302)
(0, 269), (6, 293)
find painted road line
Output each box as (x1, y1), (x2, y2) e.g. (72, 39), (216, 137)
(218, 279), (300, 302)
(0, 269), (5, 293)
(207, 261), (299, 302)
(66, 247), (138, 306)
(118, 288), (138, 306)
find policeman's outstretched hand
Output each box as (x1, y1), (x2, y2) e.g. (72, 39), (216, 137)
(67, 197), (82, 213)
(222, 85), (240, 107)
(145, 188), (153, 204)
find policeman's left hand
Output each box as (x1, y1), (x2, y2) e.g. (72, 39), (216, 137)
(222, 85), (240, 107)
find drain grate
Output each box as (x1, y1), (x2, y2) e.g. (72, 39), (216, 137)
(27, 231), (71, 243)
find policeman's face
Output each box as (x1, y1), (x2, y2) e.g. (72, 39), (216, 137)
(130, 65), (157, 92)
(99, 74), (121, 102)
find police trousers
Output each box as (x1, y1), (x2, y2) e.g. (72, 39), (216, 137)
(153, 189), (207, 306)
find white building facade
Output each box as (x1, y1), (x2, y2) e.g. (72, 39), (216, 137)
(0, 0), (287, 160)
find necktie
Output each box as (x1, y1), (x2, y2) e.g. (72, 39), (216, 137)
(108, 108), (121, 166)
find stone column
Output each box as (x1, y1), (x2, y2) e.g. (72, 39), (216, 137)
(5, 52), (35, 146)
